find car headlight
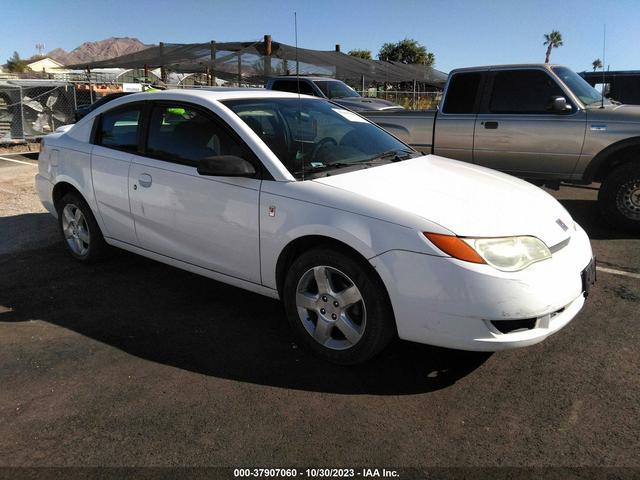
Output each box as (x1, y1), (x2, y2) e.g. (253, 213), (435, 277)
(423, 233), (551, 272)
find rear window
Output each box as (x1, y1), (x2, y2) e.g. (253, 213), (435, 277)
(97, 106), (140, 152)
(442, 73), (482, 114)
(271, 79), (316, 96)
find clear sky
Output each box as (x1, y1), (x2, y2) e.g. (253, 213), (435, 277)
(3, 0), (640, 74)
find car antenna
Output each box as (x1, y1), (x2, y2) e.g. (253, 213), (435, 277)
(601, 24), (606, 109)
(294, 11), (304, 181)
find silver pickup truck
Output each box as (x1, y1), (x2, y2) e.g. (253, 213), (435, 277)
(363, 64), (640, 232)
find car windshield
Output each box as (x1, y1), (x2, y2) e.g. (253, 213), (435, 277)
(552, 66), (606, 106)
(314, 81), (360, 99)
(222, 98), (417, 179)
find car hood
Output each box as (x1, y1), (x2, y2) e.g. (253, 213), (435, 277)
(313, 155), (574, 247)
(333, 97), (404, 112)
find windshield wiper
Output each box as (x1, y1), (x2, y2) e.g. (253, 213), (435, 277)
(366, 149), (417, 163)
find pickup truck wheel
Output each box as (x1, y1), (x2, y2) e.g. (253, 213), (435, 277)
(283, 248), (395, 365)
(57, 193), (108, 263)
(599, 163), (640, 232)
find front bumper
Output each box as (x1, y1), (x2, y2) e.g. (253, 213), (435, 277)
(370, 224), (593, 351)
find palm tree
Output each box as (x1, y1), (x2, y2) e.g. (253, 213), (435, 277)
(543, 30), (563, 64)
(592, 58), (603, 71)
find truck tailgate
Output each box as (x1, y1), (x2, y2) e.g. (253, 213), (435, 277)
(363, 110), (436, 154)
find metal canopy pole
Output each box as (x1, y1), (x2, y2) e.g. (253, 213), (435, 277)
(210, 41), (216, 86)
(264, 34), (272, 78)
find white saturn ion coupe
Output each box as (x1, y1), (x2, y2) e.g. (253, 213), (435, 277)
(36, 89), (596, 364)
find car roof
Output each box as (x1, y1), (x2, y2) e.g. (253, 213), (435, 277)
(449, 64), (563, 74)
(121, 88), (318, 103)
(269, 76), (340, 82)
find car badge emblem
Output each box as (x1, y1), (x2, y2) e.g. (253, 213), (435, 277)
(268, 206), (276, 217)
(556, 219), (568, 231)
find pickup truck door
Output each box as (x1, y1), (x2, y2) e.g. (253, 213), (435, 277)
(128, 102), (262, 284)
(432, 72), (484, 163)
(473, 68), (587, 177)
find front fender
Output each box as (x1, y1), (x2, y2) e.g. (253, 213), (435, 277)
(258, 190), (440, 289)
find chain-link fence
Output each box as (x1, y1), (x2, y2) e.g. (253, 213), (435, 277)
(0, 80), (441, 143)
(0, 82), (95, 143)
(357, 90), (441, 110)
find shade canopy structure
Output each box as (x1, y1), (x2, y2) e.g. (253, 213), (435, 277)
(67, 39), (448, 87)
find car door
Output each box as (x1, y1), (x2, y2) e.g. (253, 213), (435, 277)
(473, 68), (587, 176)
(433, 71), (484, 163)
(128, 101), (262, 284)
(90, 103), (142, 245)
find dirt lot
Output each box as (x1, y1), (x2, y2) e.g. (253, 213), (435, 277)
(0, 153), (638, 476)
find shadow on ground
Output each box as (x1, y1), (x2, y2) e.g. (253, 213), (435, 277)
(0, 235), (490, 395)
(0, 213), (58, 255)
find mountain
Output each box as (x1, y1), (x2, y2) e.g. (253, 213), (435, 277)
(47, 37), (152, 66)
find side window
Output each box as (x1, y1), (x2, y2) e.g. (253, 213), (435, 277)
(489, 70), (566, 114)
(146, 104), (247, 166)
(97, 106), (141, 152)
(442, 73), (482, 114)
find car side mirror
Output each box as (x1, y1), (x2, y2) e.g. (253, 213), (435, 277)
(549, 96), (572, 114)
(197, 155), (257, 177)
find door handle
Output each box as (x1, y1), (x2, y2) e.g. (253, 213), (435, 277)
(138, 173), (152, 188)
(483, 121), (499, 129)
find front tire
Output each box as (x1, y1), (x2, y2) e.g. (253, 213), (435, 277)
(57, 192), (108, 263)
(598, 162), (640, 232)
(283, 248), (395, 365)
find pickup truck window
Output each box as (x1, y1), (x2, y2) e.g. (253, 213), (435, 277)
(271, 79), (316, 96)
(442, 73), (481, 114)
(96, 106), (141, 152)
(223, 98), (414, 179)
(489, 70), (565, 114)
(146, 104), (246, 166)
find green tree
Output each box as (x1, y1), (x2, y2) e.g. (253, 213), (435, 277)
(348, 49), (372, 60)
(6, 51), (30, 73)
(378, 38), (435, 66)
(592, 58), (603, 71)
(543, 30), (563, 64)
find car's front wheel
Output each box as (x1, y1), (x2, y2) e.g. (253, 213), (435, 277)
(283, 248), (395, 365)
(598, 162), (640, 232)
(57, 192), (108, 263)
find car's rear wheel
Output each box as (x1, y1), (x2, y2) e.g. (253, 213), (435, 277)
(598, 162), (640, 232)
(57, 192), (108, 263)
(283, 248), (395, 365)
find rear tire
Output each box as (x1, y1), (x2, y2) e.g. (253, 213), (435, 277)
(57, 192), (109, 263)
(283, 248), (396, 365)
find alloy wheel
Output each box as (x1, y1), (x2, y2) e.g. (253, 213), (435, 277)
(61, 204), (90, 256)
(295, 265), (366, 350)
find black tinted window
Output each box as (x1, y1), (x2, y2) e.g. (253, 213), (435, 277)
(146, 104), (245, 165)
(489, 70), (565, 114)
(271, 80), (316, 96)
(442, 73), (482, 114)
(98, 107), (140, 151)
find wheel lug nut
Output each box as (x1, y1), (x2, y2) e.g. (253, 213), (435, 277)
(333, 301), (339, 307)
(322, 296), (328, 302)
(331, 314), (337, 320)
(320, 308), (326, 314)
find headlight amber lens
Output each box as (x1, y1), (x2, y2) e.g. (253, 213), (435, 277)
(463, 236), (551, 272)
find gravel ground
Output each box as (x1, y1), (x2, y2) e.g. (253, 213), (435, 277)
(0, 154), (638, 475)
